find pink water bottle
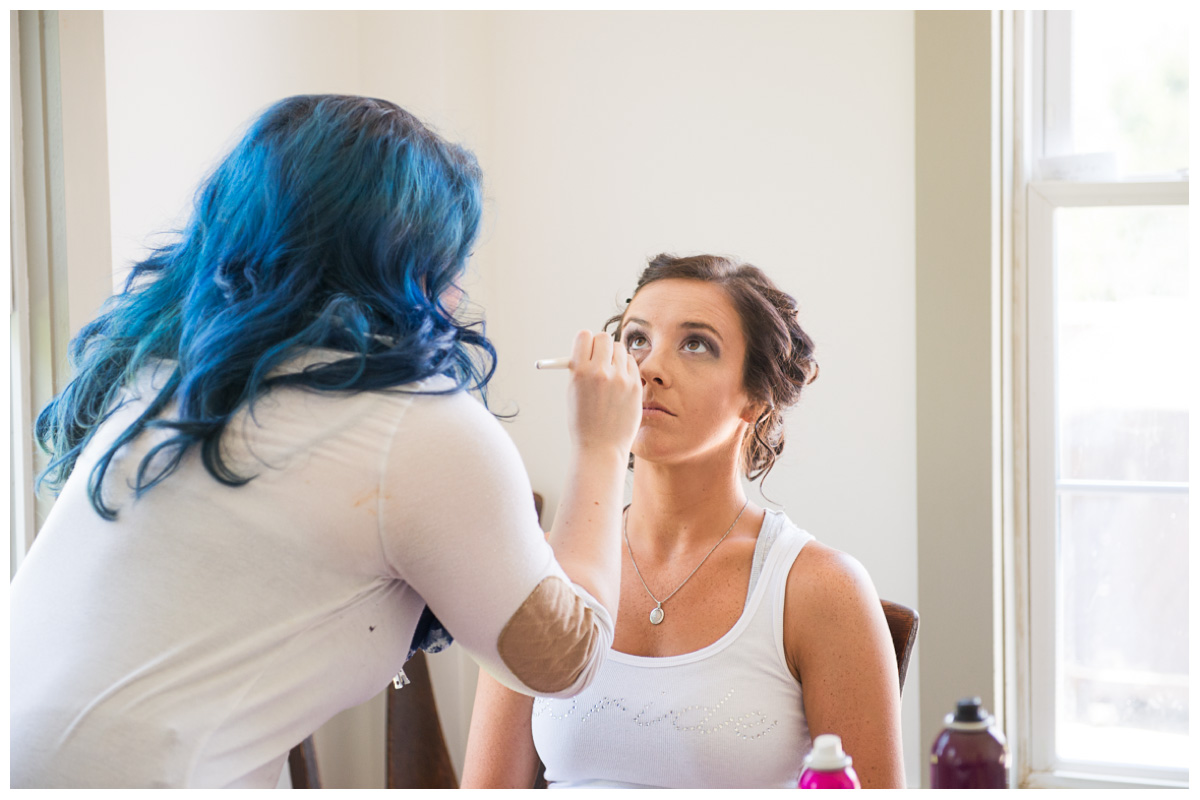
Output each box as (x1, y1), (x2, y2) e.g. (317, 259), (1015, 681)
(929, 697), (1009, 788)
(798, 734), (861, 789)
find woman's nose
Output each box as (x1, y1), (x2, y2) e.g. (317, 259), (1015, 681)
(637, 350), (667, 387)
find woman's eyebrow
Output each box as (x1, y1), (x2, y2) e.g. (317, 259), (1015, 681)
(680, 321), (724, 342)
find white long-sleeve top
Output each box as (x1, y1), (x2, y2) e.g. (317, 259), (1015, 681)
(10, 355), (612, 788)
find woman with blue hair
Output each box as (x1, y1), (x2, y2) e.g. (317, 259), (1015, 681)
(10, 95), (642, 788)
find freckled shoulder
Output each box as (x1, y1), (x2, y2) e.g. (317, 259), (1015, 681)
(781, 540), (882, 677)
(787, 541), (876, 604)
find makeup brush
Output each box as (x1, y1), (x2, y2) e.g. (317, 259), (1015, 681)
(534, 357), (571, 370)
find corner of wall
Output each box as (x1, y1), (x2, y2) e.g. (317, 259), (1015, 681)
(913, 9), (1002, 788)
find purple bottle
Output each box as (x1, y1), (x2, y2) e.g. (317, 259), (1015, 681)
(930, 697), (1009, 788)
(799, 734), (861, 789)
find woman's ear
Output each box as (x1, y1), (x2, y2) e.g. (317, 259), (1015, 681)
(740, 399), (770, 425)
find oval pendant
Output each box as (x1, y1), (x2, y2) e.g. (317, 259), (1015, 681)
(649, 606), (664, 625)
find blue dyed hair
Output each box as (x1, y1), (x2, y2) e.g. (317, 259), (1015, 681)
(36, 94), (493, 519)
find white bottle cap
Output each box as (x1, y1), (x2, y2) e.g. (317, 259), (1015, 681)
(804, 733), (853, 771)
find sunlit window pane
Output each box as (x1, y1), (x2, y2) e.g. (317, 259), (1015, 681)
(1057, 491), (1189, 769)
(1071, 11), (1189, 175)
(1056, 205), (1189, 483)
(1053, 202), (1189, 772)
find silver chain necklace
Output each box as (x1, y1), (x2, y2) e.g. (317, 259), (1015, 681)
(623, 499), (750, 626)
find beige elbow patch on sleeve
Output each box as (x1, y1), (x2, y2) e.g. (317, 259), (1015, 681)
(497, 576), (599, 694)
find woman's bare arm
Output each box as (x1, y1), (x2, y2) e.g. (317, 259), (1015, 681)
(461, 669), (540, 788)
(462, 331), (639, 785)
(784, 542), (906, 789)
(537, 330), (641, 616)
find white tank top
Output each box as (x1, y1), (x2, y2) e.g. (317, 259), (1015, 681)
(531, 509), (814, 788)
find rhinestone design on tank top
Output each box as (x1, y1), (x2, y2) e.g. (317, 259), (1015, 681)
(534, 688), (779, 741)
(529, 511), (813, 789)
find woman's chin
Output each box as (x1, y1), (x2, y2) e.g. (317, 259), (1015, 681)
(632, 429), (746, 474)
(631, 433), (686, 467)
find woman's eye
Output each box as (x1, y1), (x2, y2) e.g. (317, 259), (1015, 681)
(683, 338), (709, 354)
(626, 333), (650, 350)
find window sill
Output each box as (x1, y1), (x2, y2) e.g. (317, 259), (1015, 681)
(1023, 768), (1189, 790)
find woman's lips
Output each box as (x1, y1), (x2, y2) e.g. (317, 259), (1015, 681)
(642, 403), (675, 417)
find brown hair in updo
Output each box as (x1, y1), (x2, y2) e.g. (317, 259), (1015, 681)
(605, 253), (818, 483)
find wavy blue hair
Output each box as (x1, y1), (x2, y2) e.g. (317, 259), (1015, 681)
(36, 94), (494, 519)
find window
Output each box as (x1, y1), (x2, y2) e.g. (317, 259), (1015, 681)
(10, 11), (71, 577)
(1020, 10), (1188, 789)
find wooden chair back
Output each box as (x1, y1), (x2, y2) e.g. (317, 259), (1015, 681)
(287, 650), (457, 789)
(288, 734), (320, 789)
(881, 599), (918, 694)
(384, 649), (459, 788)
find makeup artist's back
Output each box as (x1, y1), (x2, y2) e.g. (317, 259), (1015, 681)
(9, 95), (638, 788)
(11, 356), (557, 786)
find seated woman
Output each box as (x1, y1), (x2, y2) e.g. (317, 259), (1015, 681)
(462, 254), (905, 789)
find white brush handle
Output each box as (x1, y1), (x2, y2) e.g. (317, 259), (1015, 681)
(534, 357), (571, 370)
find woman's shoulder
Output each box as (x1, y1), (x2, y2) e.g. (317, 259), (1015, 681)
(392, 375), (503, 434)
(782, 528), (880, 624)
(778, 528), (885, 680)
(381, 377), (527, 476)
(261, 350), (509, 456)
(753, 511), (874, 610)
(761, 513), (859, 580)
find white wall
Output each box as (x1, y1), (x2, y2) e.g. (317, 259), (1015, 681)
(102, 10), (919, 787)
(104, 12), (362, 281)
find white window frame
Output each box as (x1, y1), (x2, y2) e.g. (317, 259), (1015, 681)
(9, 11), (113, 576)
(10, 10), (71, 577)
(1025, 180), (1189, 790)
(1016, 10), (1190, 790)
